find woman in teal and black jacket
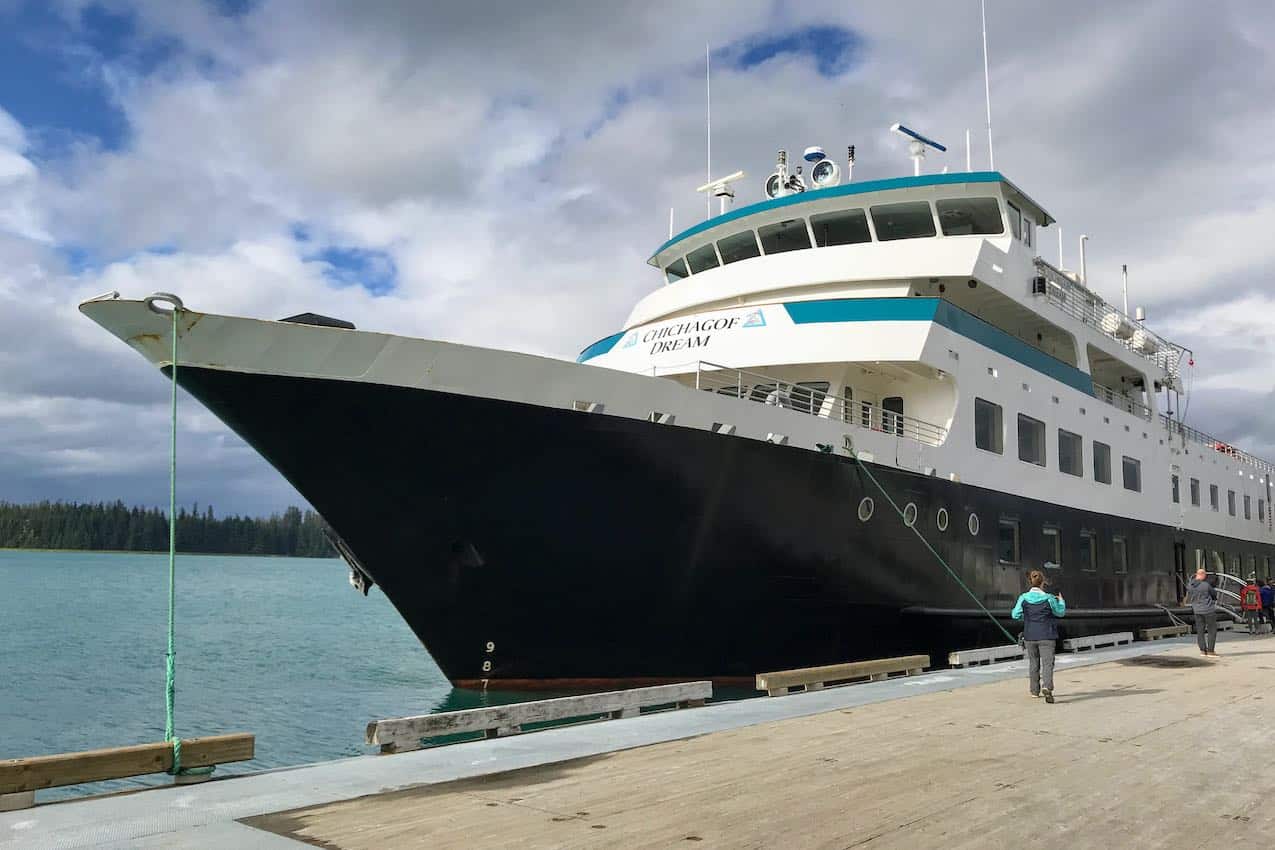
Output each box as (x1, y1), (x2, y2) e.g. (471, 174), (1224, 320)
(1011, 570), (1066, 703)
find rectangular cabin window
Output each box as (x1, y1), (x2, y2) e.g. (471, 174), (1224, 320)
(716, 231), (761, 264)
(1023, 217), (1034, 248)
(974, 398), (1003, 454)
(1058, 429), (1082, 477)
(810, 209), (871, 246)
(1260, 499), (1266, 523)
(1113, 535), (1128, 574)
(869, 202), (936, 241)
(1122, 456), (1142, 492)
(1231, 553), (1241, 574)
(1080, 531), (1097, 572)
(790, 382), (830, 415)
(998, 518), (1020, 564)
(1211, 550), (1225, 573)
(1171, 474), (1180, 504)
(1190, 478), (1201, 507)
(1228, 490), (1237, 516)
(1007, 202), (1023, 240)
(936, 198), (1005, 236)
(758, 218), (811, 255)
(1194, 548), (1205, 572)
(1244, 494), (1252, 520)
(664, 257), (689, 282)
(685, 243), (720, 274)
(1043, 527), (1061, 569)
(1017, 414), (1046, 467)
(1093, 441), (1112, 484)
(1210, 484), (1220, 511)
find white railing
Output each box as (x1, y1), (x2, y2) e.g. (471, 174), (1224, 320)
(1160, 414), (1275, 476)
(1092, 381), (1153, 420)
(693, 361), (948, 447)
(1034, 258), (1188, 381)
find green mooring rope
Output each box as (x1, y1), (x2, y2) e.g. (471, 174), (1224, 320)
(164, 305), (213, 779)
(848, 444), (1019, 645)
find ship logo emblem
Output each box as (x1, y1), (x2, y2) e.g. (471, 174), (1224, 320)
(741, 309), (766, 328)
(621, 331), (639, 349)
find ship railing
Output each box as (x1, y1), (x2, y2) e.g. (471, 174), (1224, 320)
(693, 361), (948, 448)
(1091, 381), (1153, 421)
(1033, 258), (1188, 381)
(1159, 414), (1275, 476)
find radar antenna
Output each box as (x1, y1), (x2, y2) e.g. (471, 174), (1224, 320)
(890, 124), (947, 176)
(696, 170), (746, 215)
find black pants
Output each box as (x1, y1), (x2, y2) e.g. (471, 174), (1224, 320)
(1194, 611), (1217, 652)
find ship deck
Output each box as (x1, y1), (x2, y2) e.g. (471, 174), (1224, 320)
(6, 633), (1274, 849)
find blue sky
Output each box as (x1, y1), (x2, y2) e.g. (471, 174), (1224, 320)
(1, 1), (1273, 515)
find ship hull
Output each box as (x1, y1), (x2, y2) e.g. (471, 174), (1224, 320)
(172, 364), (1222, 686)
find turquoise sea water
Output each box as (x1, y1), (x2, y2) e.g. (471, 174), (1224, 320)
(0, 550), (541, 799)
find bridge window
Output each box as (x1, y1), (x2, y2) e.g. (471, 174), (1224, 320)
(664, 257), (688, 282)
(1093, 441), (1112, 484)
(974, 398), (1003, 454)
(1058, 429), (1082, 477)
(936, 198), (1004, 236)
(686, 243), (720, 274)
(758, 218), (811, 254)
(716, 230), (761, 264)
(810, 208), (871, 246)
(870, 202), (936, 241)
(1122, 456), (1142, 492)
(1007, 202), (1022, 240)
(1017, 414), (1046, 467)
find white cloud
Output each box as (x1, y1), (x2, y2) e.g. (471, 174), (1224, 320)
(3, 0), (1275, 512)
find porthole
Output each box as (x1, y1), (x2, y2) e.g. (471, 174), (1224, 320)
(968, 513), (980, 536)
(903, 502), (918, 527)
(937, 507), (949, 532)
(858, 497), (875, 522)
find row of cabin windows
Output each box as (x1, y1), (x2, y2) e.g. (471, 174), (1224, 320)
(1172, 474), (1265, 523)
(997, 518), (1128, 573)
(973, 398), (1141, 490)
(664, 196), (1013, 282)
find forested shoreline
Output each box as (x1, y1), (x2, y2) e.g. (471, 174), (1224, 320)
(0, 501), (336, 557)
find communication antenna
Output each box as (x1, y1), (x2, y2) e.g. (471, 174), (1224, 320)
(697, 170), (746, 214)
(890, 124), (947, 175)
(1079, 234), (1089, 284)
(1122, 264), (1130, 315)
(847, 145), (856, 182)
(705, 43), (712, 219)
(981, 0), (995, 169)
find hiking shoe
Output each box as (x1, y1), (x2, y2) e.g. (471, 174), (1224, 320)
(1042, 689), (1054, 704)
(1030, 692), (1040, 698)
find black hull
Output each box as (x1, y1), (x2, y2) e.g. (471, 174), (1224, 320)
(173, 367), (1268, 686)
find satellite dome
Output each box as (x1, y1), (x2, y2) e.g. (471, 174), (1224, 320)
(802, 145), (827, 163)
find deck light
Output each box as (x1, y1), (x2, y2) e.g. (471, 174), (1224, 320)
(810, 158), (841, 188)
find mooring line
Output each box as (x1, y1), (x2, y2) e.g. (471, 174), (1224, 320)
(849, 448), (1018, 645)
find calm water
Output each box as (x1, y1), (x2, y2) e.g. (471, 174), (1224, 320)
(0, 550), (542, 799)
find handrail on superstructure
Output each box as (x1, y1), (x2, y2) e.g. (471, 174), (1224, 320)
(1091, 381), (1153, 421)
(691, 361), (948, 448)
(1033, 258), (1187, 382)
(1160, 414), (1275, 476)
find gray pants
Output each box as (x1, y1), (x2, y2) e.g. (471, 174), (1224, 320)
(1026, 639), (1055, 694)
(1194, 611), (1217, 652)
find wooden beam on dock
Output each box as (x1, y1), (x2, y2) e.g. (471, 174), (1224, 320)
(0, 733), (255, 796)
(367, 682), (712, 754)
(755, 655), (929, 696)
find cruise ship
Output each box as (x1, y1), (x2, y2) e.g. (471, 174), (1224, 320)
(81, 140), (1275, 687)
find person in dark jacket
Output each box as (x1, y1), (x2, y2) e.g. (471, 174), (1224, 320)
(1183, 568), (1220, 656)
(1260, 579), (1274, 632)
(1011, 570), (1066, 703)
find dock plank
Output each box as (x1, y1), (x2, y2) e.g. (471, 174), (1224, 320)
(0, 734), (254, 795)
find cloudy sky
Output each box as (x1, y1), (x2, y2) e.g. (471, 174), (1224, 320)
(1, 0), (1272, 516)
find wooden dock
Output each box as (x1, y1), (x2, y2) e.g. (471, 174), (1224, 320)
(6, 633), (1274, 849)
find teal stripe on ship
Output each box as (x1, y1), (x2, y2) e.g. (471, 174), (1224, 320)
(783, 297), (1095, 396)
(577, 331), (624, 363)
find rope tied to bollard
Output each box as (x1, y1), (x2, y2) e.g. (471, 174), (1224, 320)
(845, 440), (1019, 646)
(146, 292), (215, 780)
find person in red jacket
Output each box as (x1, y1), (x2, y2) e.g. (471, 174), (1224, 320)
(1241, 579), (1263, 635)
